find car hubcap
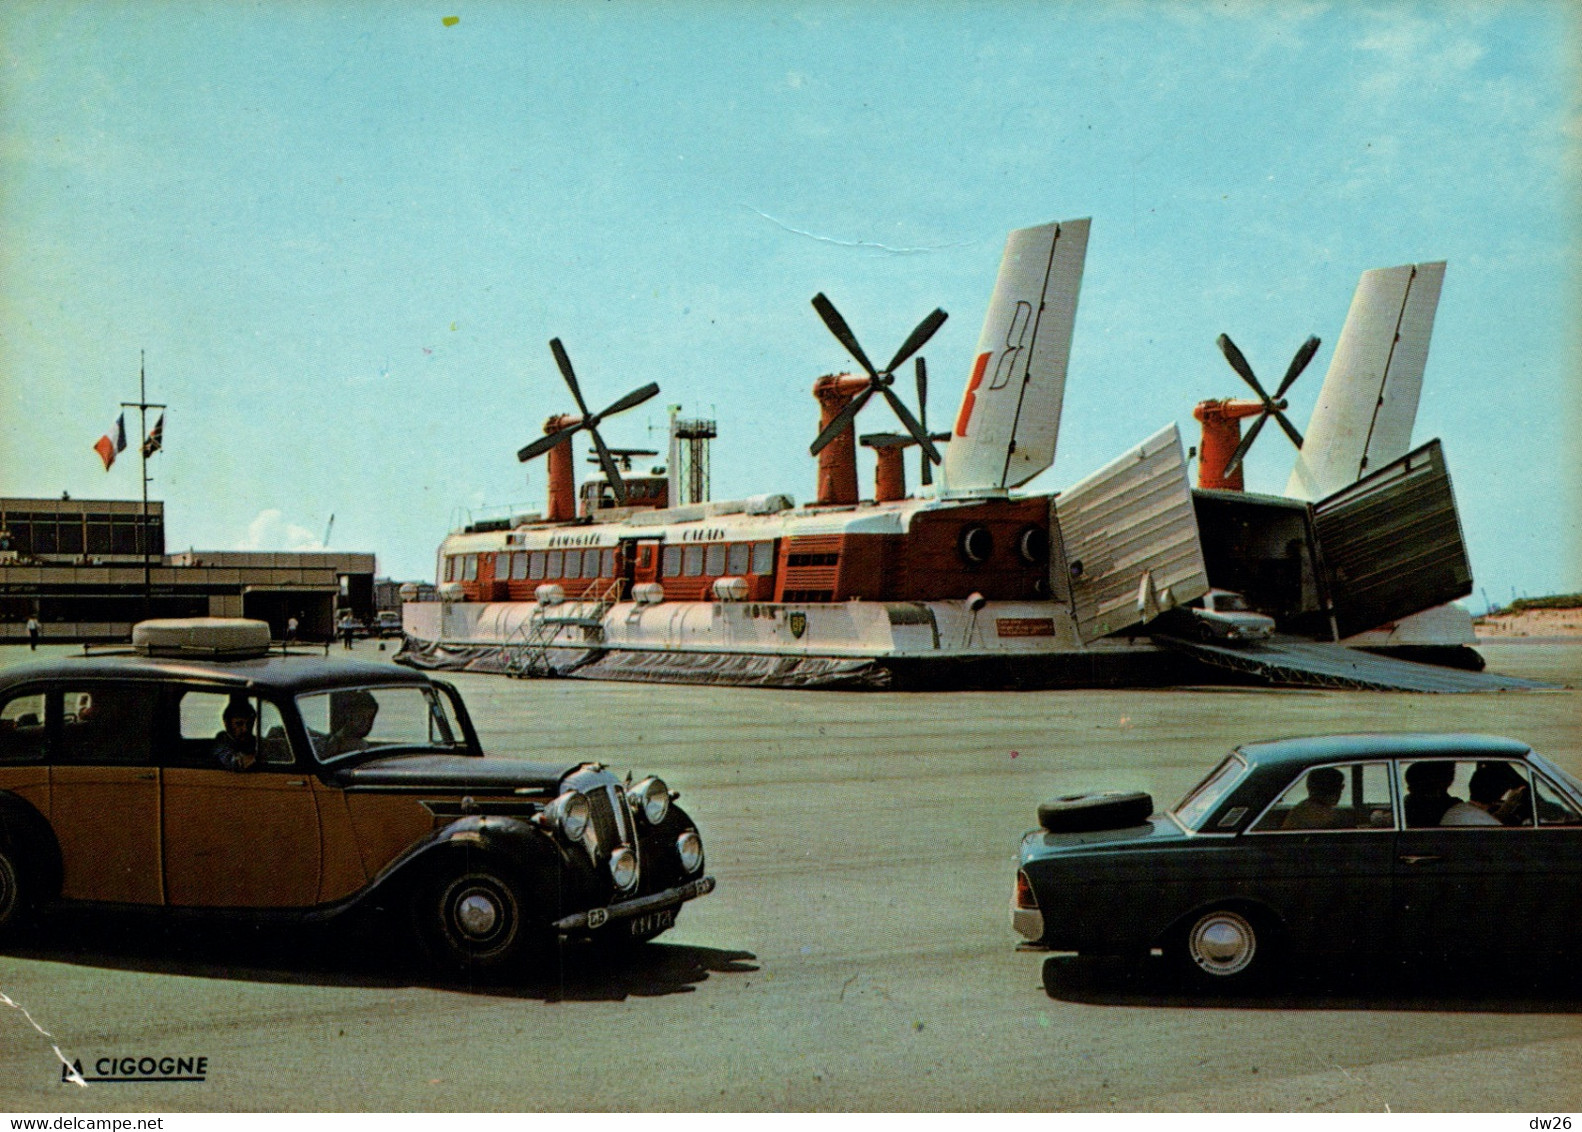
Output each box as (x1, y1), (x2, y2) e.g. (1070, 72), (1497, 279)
(1189, 911), (1256, 976)
(455, 891), (500, 939)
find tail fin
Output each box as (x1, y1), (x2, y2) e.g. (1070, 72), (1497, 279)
(943, 218), (1089, 494)
(1285, 261), (1445, 500)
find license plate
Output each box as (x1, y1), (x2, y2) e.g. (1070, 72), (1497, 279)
(628, 907), (675, 937)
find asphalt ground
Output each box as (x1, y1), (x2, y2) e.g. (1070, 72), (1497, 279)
(0, 639), (1579, 1112)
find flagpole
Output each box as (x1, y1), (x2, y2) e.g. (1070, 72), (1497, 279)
(121, 351), (166, 622)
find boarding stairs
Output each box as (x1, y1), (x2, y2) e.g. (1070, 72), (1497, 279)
(503, 578), (625, 678)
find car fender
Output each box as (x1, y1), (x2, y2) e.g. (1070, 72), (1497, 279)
(0, 792), (63, 903)
(1161, 894), (1287, 951)
(357, 814), (591, 916)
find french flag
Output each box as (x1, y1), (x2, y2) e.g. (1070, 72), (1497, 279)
(93, 414), (126, 471)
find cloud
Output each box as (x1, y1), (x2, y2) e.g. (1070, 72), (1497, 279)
(241, 509), (324, 551)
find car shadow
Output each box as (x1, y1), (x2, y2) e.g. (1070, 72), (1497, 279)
(1040, 952), (1582, 1013)
(5, 910), (758, 1002)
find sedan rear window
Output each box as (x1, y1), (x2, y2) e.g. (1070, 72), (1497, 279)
(1173, 753), (1250, 831)
(297, 684), (466, 763)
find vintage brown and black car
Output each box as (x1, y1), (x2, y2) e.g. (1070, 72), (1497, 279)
(0, 619), (713, 974)
(1013, 733), (1582, 987)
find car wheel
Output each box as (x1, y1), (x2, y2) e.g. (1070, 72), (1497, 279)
(0, 844), (30, 940)
(415, 863), (541, 977)
(1176, 907), (1273, 989)
(1037, 791), (1154, 833)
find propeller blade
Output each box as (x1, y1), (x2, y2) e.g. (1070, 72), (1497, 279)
(916, 357), (932, 485)
(1272, 409), (1305, 449)
(549, 338), (592, 417)
(809, 386), (874, 457)
(880, 384), (941, 465)
(588, 428), (628, 503)
(1216, 334), (1271, 402)
(1275, 335), (1321, 399)
(884, 308), (948, 375)
(1223, 412), (1270, 479)
(518, 423), (581, 462)
(594, 381), (661, 422)
(812, 293), (878, 379)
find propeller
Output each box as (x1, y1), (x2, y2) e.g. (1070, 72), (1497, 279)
(1216, 333), (1319, 479)
(860, 357), (951, 485)
(809, 293), (947, 464)
(516, 338), (659, 504)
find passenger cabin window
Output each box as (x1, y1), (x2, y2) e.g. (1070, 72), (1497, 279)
(1532, 774), (1582, 827)
(662, 546), (682, 577)
(462, 555), (478, 581)
(0, 691), (47, 762)
(57, 684), (158, 765)
(443, 556), (457, 582)
(511, 552), (528, 581)
(494, 552), (510, 577)
(683, 546), (704, 576)
(751, 540), (774, 575)
(546, 550), (564, 578)
(705, 545), (726, 575)
(175, 690), (294, 768)
(1399, 759), (1535, 828)
(529, 551), (546, 580)
(601, 548), (616, 577)
(1252, 762), (1393, 832)
(727, 543), (749, 576)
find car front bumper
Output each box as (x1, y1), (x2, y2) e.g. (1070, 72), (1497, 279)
(551, 875), (716, 934)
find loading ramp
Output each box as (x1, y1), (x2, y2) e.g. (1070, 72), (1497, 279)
(1153, 635), (1557, 692)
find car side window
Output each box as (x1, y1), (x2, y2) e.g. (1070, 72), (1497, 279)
(1400, 759), (1534, 828)
(175, 690), (296, 769)
(1530, 773), (1582, 827)
(57, 684), (157, 765)
(1251, 762), (1394, 832)
(0, 691), (48, 763)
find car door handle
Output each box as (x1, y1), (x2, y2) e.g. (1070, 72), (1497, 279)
(1399, 854), (1442, 865)
(285, 779), (307, 787)
(135, 772), (157, 781)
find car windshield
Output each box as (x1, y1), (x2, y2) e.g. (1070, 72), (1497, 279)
(1213, 592), (1249, 612)
(1173, 752), (1250, 831)
(296, 683), (467, 764)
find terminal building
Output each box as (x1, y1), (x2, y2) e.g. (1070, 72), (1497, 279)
(0, 496), (377, 644)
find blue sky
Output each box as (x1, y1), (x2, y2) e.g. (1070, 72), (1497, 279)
(1, 1), (1577, 605)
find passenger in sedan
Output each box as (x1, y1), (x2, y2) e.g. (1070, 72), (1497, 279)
(1442, 762), (1528, 827)
(1404, 761), (1459, 827)
(1281, 767), (1346, 830)
(325, 690), (379, 757)
(211, 696), (258, 771)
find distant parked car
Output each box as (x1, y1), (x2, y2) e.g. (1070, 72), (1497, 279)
(0, 618), (713, 975)
(1183, 588), (1276, 642)
(376, 611), (402, 638)
(1013, 733), (1582, 987)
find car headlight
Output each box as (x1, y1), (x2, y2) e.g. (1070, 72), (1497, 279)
(609, 847), (638, 891)
(676, 829), (704, 874)
(547, 790), (590, 841)
(629, 776), (670, 824)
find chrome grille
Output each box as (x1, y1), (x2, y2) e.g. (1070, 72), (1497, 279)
(586, 786), (620, 853)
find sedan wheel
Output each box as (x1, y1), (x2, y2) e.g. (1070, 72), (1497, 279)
(0, 847), (22, 937)
(417, 865), (535, 976)
(1179, 908), (1269, 987)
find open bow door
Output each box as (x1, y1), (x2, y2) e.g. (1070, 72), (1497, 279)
(1310, 439), (1472, 639)
(1053, 424), (1210, 642)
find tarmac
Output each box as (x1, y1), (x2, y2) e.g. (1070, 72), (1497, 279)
(0, 638), (1578, 1111)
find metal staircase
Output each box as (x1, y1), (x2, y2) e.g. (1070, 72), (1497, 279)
(503, 578), (625, 678)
